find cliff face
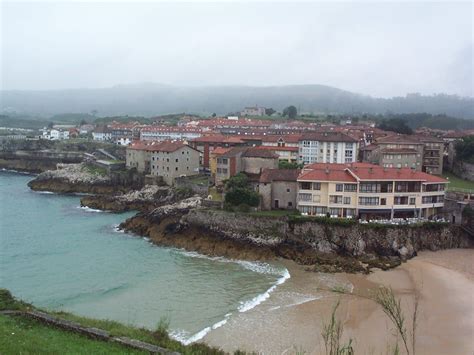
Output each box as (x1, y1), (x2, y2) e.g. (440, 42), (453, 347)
(27, 163), (142, 194)
(120, 207), (471, 273)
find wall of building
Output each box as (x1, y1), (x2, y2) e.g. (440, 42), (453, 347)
(150, 147), (200, 185)
(242, 157), (278, 174)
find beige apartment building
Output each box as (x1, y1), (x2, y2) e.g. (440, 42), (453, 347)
(297, 163), (448, 220)
(126, 140), (200, 185)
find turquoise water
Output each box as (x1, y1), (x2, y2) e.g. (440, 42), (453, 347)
(0, 171), (288, 343)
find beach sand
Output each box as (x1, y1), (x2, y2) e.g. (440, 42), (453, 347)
(203, 249), (474, 354)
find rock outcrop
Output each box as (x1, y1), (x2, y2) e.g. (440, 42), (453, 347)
(80, 185), (194, 212)
(120, 207), (471, 273)
(28, 163), (130, 194)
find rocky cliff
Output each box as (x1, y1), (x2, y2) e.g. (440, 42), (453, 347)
(120, 206), (471, 273)
(28, 163), (142, 194)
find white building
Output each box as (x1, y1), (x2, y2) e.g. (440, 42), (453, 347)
(241, 106), (266, 116)
(92, 126), (112, 141)
(298, 132), (359, 165)
(140, 126), (202, 142)
(42, 128), (70, 140)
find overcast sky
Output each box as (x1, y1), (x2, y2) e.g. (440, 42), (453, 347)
(1, 1), (473, 97)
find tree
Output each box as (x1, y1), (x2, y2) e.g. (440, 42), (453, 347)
(378, 118), (413, 134)
(265, 108), (276, 116)
(283, 105), (297, 119)
(455, 135), (474, 164)
(224, 173), (260, 208)
(211, 113), (217, 117)
(279, 160), (300, 169)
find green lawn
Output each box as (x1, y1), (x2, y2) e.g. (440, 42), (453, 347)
(443, 172), (474, 191)
(208, 187), (223, 201)
(0, 314), (145, 354)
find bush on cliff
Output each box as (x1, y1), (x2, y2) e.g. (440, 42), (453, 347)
(224, 173), (260, 207)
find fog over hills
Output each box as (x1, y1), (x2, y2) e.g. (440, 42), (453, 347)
(1, 83), (473, 119)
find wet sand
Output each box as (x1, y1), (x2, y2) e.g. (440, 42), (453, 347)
(203, 249), (474, 354)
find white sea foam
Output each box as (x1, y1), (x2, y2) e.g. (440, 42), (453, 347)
(170, 313), (232, 345)
(34, 190), (55, 194)
(0, 168), (35, 175)
(238, 268), (291, 313)
(77, 206), (104, 213)
(113, 224), (125, 233)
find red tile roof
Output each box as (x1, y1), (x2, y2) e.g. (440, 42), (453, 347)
(260, 169), (301, 183)
(242, 147), (279, 159)
(300, 132), (358, 143)
(128, 140), (194, 152)
(298, 162), (448, 183)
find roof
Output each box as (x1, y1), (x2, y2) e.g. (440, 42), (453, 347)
(300, 132), (358, 143)
(256, 146), (298, 152)
(259, 169), (301, 183)
(298, 162), (448, 183)
(242, 147), (279, 159)
(211, 147), (232, 156)
(380, 148), (418, 154)
(375, 134), (423, 145)
(128, 140), (196, 153)
(260, 135), (302, 143)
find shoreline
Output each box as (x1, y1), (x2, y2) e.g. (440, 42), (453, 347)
(203, 249), (474, 354)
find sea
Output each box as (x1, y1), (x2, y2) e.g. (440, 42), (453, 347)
(0, 171), (290, 344)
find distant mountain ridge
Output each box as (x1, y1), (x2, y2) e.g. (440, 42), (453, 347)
(1, 84), (473, 119)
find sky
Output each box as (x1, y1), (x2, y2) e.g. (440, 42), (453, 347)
(1, 1), (473, 97)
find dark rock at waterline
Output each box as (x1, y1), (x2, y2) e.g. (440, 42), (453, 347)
(120, 206), (471, 273)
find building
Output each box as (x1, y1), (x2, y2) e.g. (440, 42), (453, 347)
(189, 134), (248, 168)
(126, 141), (153, 173)
(361, 134), (444, 175)
(211, 146), (279, 186)
(296, 163), (448, 220)
(149, 141), (200, 185)
(140, 126), (203, 142)
(42, 128), (70, 140)
(241, 106), (266, 116)
(298, 132), (359, 165)
(258, 169), (300, 210)
(92, 126), (112, 141)
(254, 146), (298, 163)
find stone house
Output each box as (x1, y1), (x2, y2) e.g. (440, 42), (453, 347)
(258, 169), (300, 210)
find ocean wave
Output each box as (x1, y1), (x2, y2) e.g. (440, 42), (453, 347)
(0, 168), (36, 176)
(170, 313), (232, 345)
(77, 206), (104, 213)
(33, 190), (55, 194)
(176, 249), (286, 276)
(238, 268), (291, 313)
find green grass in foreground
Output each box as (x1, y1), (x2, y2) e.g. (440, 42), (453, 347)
(0, 289), (231, 355)
(0, 314), (145, 354)
(443, 172), (474, 190)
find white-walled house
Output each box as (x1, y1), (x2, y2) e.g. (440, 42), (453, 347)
(298, 132), (359, 165)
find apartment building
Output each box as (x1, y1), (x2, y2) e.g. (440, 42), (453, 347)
(361, 134), (444, 175)
(298, 132), (359, 165)
(241, 106), (266, 116)
(140, 126), (203, 142)
(126, 140), (200, 185)
(296, 163), (448, 220)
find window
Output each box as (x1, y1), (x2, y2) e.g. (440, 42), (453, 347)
(175, 158), (179, 162)
(344, 184), (357, 192)
(380, 198), (386, 205)
(409, 197), (416, 205)
(313, 183), (321, 190)
(288, 202), (293, 207)
(394, 196), (409, 205)
(329, 195), (343, 204)
(359, 197), (379, 205)
(300, 182), (312, 190)
(344, 197), (351, 205)
(299, 193), (312, 201)
(175, 167), (178, 171)
(286, 188), (290, 192)
(335, 184), (343, 192)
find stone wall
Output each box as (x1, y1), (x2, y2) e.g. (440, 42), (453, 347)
(453, 161), (474, 182)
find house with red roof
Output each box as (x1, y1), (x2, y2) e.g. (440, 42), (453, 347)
(297, 162), (448, 220)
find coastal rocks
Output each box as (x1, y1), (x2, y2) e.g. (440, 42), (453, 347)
(121, 207), (471, 273)
(28, 163), (118, 194)
(27, 163), (144, 194)
(80, 185), (196, 212)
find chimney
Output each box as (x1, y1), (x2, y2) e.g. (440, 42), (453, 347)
(325, 167), (329, 174)
(369, 167), (373, 174)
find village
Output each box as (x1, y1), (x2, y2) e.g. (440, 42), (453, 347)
(20, 106), (471, 228)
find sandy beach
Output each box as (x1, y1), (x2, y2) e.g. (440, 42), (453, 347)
(204, 249), (474, 354)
